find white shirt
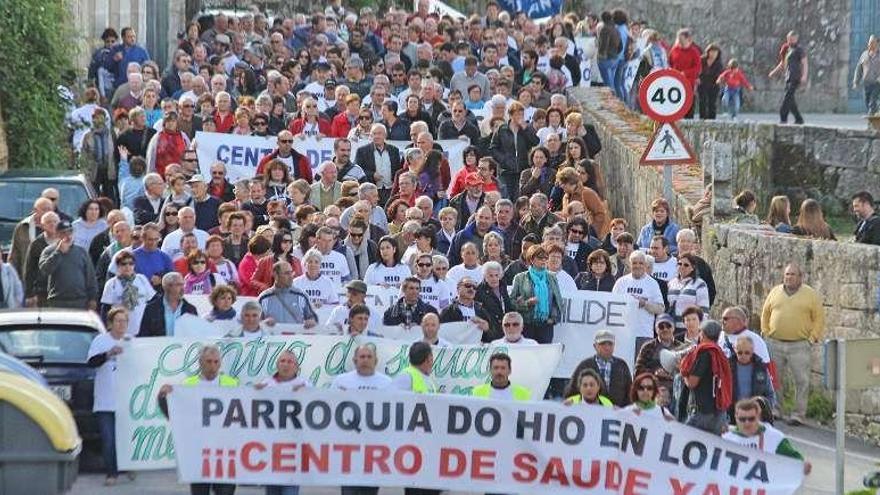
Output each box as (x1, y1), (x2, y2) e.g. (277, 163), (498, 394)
(100, 274), (156, 336)
(447, 264), (484, 287)
(161, 228), (209, 259)
(417, 276), (454, 310)
(88, 333), (125, 412)
(612, 274), (664, 338)
(651, 256), (678, 282)
(718, 329), (772, 363)
(258, 375), (312, 389)
(331, 370), (393, 391)
(491, 336), (539, 345)
(319, 250), (350, 285)
(373, 146), (393, 190)
(565, 241), (580, 260)
(303, 81), (326, 100)
(364, 263), (411, 287)
(213, 258), (239, 286)
(552, 270), (578, 294)
(292, 274), (340, 306)
(326, 303), (382, 332)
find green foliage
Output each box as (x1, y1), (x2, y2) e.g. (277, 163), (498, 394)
(0, 0), (76, 169)
(845, 490), (875, 495)
(806, 391), (835, 424)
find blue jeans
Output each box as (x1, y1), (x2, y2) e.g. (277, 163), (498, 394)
(96, 411), (118, 477)
(614, 59), (628, 100)
(865, 81), (880, 114)
(266, 486), (299, 495)
(722, 87), (742, 117)
(597, 59), (617, 89)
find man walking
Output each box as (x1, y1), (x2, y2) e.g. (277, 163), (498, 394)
(760, 263), (824, 426)
(680, 319), (732, 435)
(769, 31), (807, 125)
(39, 220), (97, 309)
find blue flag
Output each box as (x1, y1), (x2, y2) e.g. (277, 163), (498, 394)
(497, 0), (562, 18)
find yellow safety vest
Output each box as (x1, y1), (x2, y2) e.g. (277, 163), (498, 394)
(471, 383), (532, 401)
(403, 366), (437, 394)
(183, 373), (239, 387)
(566, 394), (613, 407)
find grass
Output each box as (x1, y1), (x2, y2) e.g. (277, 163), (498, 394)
(827, 214), (855, 240)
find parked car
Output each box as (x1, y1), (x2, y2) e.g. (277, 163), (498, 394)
(0, 352), (49, 387)
(0, 308), (105, 470)
(0, 170), (95, 254)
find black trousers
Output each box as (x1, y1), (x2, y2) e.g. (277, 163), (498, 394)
(405, 489), (442, 495)
(190, 484), (235, 495)
(780, 81), (804, 124)
(523, 321), (554, 344)
(698, 84), (719, 120)
(341, 487), (379, 495)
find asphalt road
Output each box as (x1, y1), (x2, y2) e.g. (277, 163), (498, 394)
(67, 422), (879, 495)
(712, 112), (870, 130)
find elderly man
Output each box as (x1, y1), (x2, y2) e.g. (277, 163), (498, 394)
(133, 173), (166, 225)
(384, 276), (438, 327)
(23, 211), (60, 306)
(39, 220), (97, 310)
(258, 261), (318, 327)
(9, 197), (54, 278)
(491, 312), (538, 345)
(256, 129), (311, 179)
(439, 276), (494, 338)
(728, 336), (777, 422)
(208, 162), (235, 202)
(132, 223), (173, 289)
(310, 161), (343, 210)
(446, 205), (498, 266)
(761, 263), (825, 426)
(565, 329), (633, 407)
(521, 193), (560, 239)
(158, 344), (238, 495)
(634, 314), (682, 391)
(332, 344), (393, 392)
(188, 175), (220, 231)
(723, 399), (811, 474)
(355, 123), (402, 205)
(420, 313), (451, 347)
(437, 100), (481, 146)
(680, 320), (732, 434)
(161, 207), (209, 259)
(493, 199), (525, 260)
(612, 251), (665, 341)
(448, 172), (486, 231)
(718, 306), (771, 363)
(138, 272), (198, 336)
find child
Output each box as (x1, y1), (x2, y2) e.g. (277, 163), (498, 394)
(716, 59), (754, 120)
(465, 84), (484, 110)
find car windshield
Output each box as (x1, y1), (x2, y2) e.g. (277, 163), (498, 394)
(0, 327), (97, 364)
(0, 181), (89, 221)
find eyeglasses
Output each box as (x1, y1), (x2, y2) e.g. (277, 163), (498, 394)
(165, 211), (178, 216)
(359, 115), (372, 120)
(503, 322), (521, 327)
(349, 232), (364, 238)
(658, 323), (673, 329)
(279, 139), (294, 143)
(417, 262), (432, 268)
(569, 229), (584, 235)
(253, 121), (268, 126)
(192, 260), (206, 265)
(637, 385), (655, 391)
(736, 416), (758, 423)
(679, 262), (692, 268)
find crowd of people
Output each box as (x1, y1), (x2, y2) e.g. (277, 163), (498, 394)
(11, 1), (877, 491)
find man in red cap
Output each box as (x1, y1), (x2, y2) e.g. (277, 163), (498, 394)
(448, 171), (486, 231)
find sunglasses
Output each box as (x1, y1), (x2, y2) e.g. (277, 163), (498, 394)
(359, 115), (372, 120)
(279, 139), (294, 143)
(417, 263), (432, 267)
(349, 232), (364, 238)
(637, 385), (655, 391)
(569, 229), (584, 235)
(165, 211), (178, 216)
(192, 260), (207, 265)
(736, 416), (757, 423)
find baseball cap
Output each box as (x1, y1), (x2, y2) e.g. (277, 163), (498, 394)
(315, 62), (332, 71)
(324, 78), (337, 88)
(187, 174), (207, 184)
(594, 329), (615, 344)
(655, 314), (675, 327)
(465, 172), (483, 186)
(56, 220), (73, 233)
(346, 280), (368, 294)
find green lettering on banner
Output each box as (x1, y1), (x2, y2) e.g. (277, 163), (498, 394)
(129, 368), (165, 421)
(131, 424), (174, 461)
(384, 344), (409, 375)
(325, 337), (356, 375)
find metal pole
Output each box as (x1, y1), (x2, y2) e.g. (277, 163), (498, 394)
(835, 338), (846, 495)
(663, 163), (673, 205)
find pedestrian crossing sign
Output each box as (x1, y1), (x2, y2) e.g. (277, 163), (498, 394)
(639, 122), (697, 165)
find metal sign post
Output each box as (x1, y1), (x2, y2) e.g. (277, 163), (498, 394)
(835, 339), (846, 495)
(638, 70), (697, 201)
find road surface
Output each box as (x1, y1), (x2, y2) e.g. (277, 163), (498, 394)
(718, 112), (870, 130)
(67, 423), (879, 495)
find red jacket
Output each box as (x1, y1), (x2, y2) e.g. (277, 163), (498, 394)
(329, 112), (356, 138)
(256, 149), (313, 181)
(289, 117), (332, 137)
(717, 68), (754, 90)
(668, 44), (703, 85)
(680, 342), (734, 412)
(213, 111), (235, 133)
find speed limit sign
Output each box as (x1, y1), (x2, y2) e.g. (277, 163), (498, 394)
(638, 69), (694, 123)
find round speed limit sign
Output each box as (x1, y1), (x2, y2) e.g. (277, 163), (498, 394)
(638, 69), (694, 123)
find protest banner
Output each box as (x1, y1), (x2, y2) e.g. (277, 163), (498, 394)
(195, 131), (276, 182)
(115, 335), (561, 470)
(574, 36), (596, 87)
(169, 387), (805, 494)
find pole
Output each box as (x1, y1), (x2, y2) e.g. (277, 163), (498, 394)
(663, 163), (673, 206)
(835, 338), (846, 495)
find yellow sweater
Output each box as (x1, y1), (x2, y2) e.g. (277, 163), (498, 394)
(760, 284), (825, 342)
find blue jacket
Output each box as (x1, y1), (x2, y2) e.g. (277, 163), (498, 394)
(637, 220), (680, 256)
(110, 44), (151, 87)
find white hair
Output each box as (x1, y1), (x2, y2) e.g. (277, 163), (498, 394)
(302, 248), (323, 264)
(482, 260), (503, 275)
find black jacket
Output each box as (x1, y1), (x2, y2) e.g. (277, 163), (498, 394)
(566, 237), (601, 272)
(89, 228), (112, 265)
(728, 354), (774, 421)
(488, 123), (538, 176)
(133, 195), (165, 226)
(138, 295), (198, 337)
(355, 143), (402, 186)
(193, 196), (221, 232)
(437, 119), (482, 150)
(448, 191), (485, 231)
(439, 299), (499, 343)
(382, 297), (438, 326)
(574, 271), (616, 292)
(565, 355), (633, 407)
(691, 254), (717, 306)
(856, 214), (880, 246)
(474, 281), (511, 340)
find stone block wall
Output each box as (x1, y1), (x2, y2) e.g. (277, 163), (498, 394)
(581, 0), (851, 113)
(679, 120), (880, 221)
(0, 98), (7, 172)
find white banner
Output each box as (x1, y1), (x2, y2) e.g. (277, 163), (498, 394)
(194, 131), (469, 184)
(169, 388), (805, 494)
(574, 36), (596, 87)
(115, 335), (561, 470)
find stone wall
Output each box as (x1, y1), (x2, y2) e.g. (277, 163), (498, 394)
(571, 86), (880, 441)
(0, 98), (7, 172)
(679, 120), (880, 221)
(582, 0), (851, 113)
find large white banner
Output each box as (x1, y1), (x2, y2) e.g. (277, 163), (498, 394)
(574, 36), (596, 87)
(169, 388), (805, 494)
(195, 131), (469, 183)
(115, 335), (561, 470)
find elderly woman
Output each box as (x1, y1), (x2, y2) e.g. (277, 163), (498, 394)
(206, 285), (238, 321)
(183, 250), (225, 295)
(666, 253), (711, 337)
(292, 248), (340, 309)
(100, 250), (155, 336)
(510, 244), (563, 344)
(475, 260), (511, 339)
(575, 249), (616, 292)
